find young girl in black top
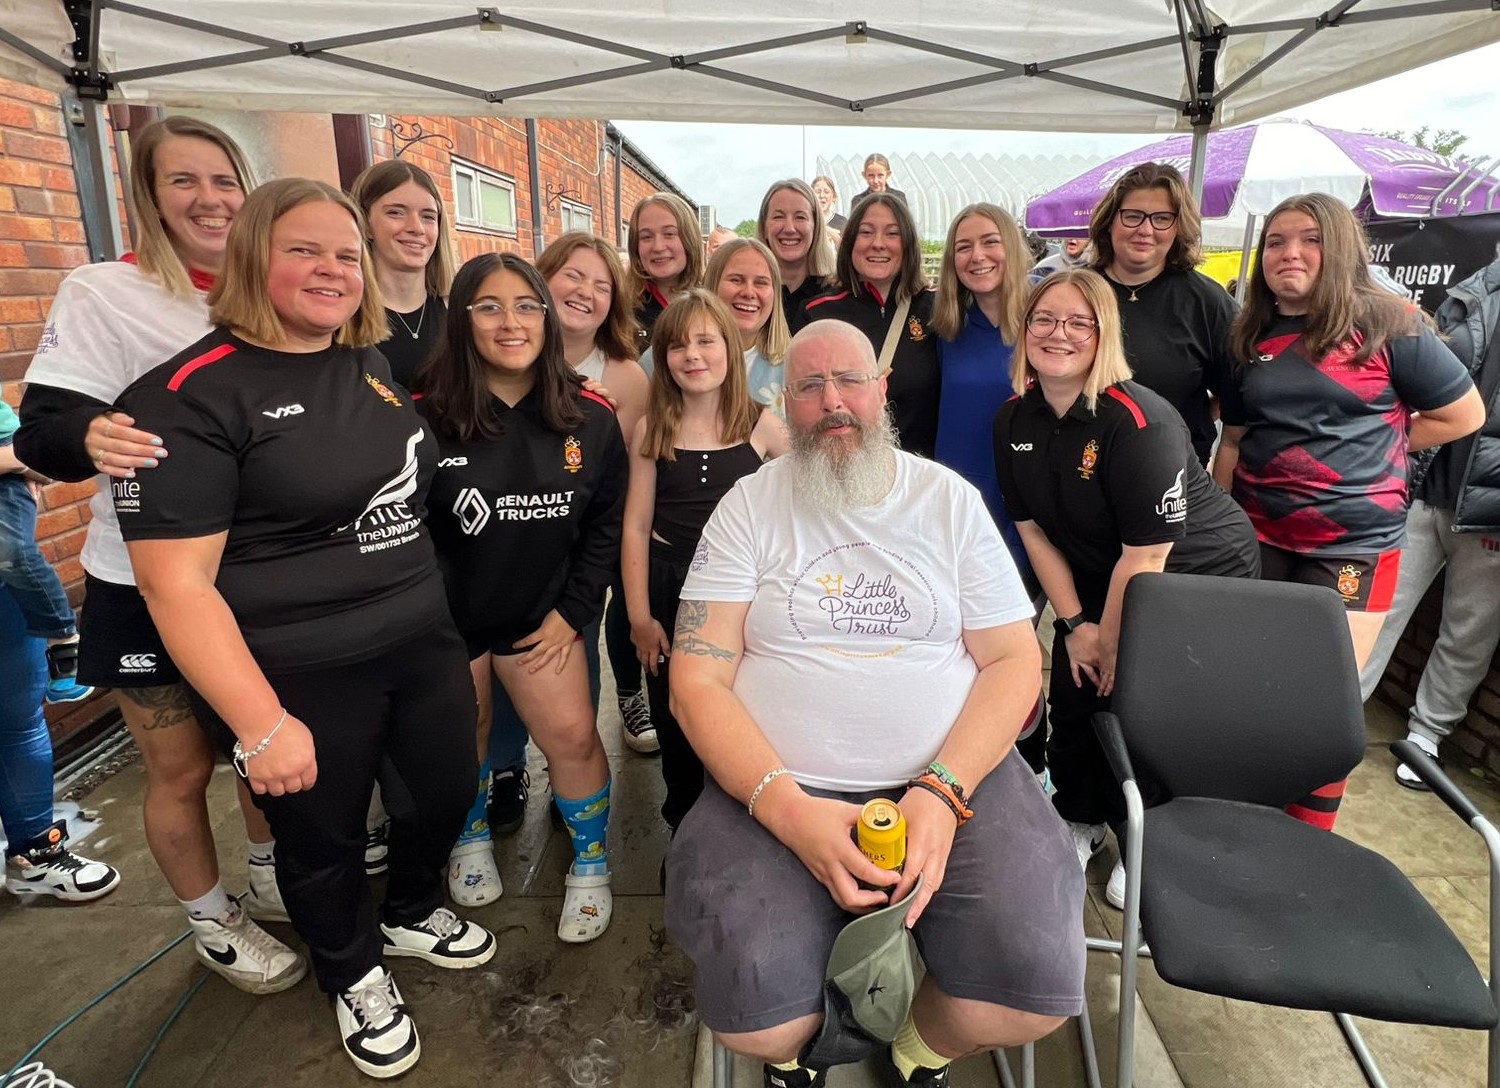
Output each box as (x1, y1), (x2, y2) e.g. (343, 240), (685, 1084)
(622, 290), (787, 829)
(417, 253), (627, 944)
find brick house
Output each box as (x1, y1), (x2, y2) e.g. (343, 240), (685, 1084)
(0, 79), (691, 751)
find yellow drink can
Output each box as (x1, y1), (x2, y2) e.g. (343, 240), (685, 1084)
(857, 800), (906, 872)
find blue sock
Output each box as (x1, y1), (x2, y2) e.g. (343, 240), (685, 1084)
(554, 778), (610, 875)
(456, 757), (492, 846)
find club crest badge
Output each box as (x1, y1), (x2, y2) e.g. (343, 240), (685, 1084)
(1336, 564), (1362, 600)
(1078, 439), (1100, 480)
(907, 315), (926, 342)
(563, 435), (583, 473)
(364, 373), (402, 407)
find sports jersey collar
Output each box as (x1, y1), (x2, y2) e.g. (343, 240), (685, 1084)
(121, 252), (217, 292)
(645, 281), (671, 309)
(964, 302), (997, 332)
(1018, 383), (1095, 422)
(861, 281), (888, 307)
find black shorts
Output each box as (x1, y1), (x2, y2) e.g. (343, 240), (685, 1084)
(1258, 544), (1400, 613)
(76, 572), (183, 688)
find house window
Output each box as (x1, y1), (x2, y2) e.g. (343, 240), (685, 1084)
(452, 160), (517, 233)
(560, 200), (593, 233)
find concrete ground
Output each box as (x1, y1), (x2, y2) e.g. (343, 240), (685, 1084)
(4, 648), (1498, 1088)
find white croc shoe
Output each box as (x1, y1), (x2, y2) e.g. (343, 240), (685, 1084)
(558, 865), (612, 943)
(447, 840), (503, 907)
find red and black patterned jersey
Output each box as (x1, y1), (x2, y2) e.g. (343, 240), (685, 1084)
(1219, 316), (1473, 555)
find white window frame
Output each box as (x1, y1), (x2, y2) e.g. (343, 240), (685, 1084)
(451, 159), (518, 234)
(560, 199), (593, 233)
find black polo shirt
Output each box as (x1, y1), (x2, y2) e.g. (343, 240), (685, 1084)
(994, 379), (1256, 607)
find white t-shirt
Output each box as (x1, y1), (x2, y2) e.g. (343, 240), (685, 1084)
(681, 451), (1033, 790)
(24, 262), (214, 586)
(574, 346), (607, 385)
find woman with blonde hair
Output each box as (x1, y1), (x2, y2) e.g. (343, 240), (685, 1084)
(756, 179), (836, 329)
(704, 237), (790, 416)
(349, 159), (456, 386)
(1087, 162), (1236, 466)
(627, 192), (704, 347)
(622, 290), (786, 828)
(114, 178), (495, 1077)
(811, 174), (847, 231)
(851, 152), (908, 206)
(994, 269), (1257, 910)
(16, 116), (304, 994)
(1216, 193), (1482, 830)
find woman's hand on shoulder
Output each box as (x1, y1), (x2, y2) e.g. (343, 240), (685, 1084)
(86, 410), (165, 479)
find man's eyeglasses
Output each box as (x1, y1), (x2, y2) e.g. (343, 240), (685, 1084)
(466, 300), (548, 326)
(1116, 208), (1178, 231)
(785, 373), (880, 400)
(1025, 314), (1099, 342)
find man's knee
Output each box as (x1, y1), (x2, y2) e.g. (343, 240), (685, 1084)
(715, 1013), (821, 1065)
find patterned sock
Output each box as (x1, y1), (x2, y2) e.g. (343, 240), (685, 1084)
(457, 757), (493, 846)
(892, 1014), (951, 1082)
(554, 778), (610, 876)
(246, 838), (275, 864)
(1285, 778), (1346, 831)
(180, 882), (232, 921)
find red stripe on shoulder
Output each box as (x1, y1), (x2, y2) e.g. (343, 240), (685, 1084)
(581, 388), (616, 414)
(1254, 332), (1301, 359)
(409, 391), (425, 401)
(166, 343), (237, 392)
(803, 290), (850, 311)
(1104, 386), (1147, 428)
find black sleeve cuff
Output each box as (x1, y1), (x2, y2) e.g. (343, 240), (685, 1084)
(14, 384), (113, 482)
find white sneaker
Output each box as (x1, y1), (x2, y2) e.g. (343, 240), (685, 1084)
(5, 820), (120, 903)
(618, 691), (660, 754)
(190, 900), (307, 994)
(558, 864), (612, 943)
(1067, 821), (1108, 872)
(336, 966), (420, 1079)
(364, 821), (390, 876)
(243, 854), (290, 923)
(381, 907), (496, 968)
(1105, 859), (1127, 910)
(1395, 733), (1439, 791)
(447, 840), (503, 906)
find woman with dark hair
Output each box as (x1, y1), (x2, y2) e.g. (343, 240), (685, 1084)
(1087, 162), (1237, 467)
(17, 115), (303, 994)
(801, 192), (940, 458)
(756, 179), (836, 330)
(416, 252), (628, 945)
(349, 160), (457, 387)
(994, 269), (1258, 910)
(115, 178), (495, 1078)
(1215, 193), (1482, 830)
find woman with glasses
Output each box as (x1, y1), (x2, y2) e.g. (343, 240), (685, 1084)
(1088, 163), (1237, 467)
(416, 253), (627, 944)
(993, 269), (1257, 910)
(802, 193), (940, 458)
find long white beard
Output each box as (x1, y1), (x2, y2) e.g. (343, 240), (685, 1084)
(789, 409), (899, 512)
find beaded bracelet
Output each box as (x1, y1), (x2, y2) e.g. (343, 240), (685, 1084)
(747, 767), (790, 820)
(232, 709), (288, 779)
(908, 772), (975, 826)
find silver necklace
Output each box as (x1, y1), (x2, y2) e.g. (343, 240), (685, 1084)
(390, 298), (427, 339)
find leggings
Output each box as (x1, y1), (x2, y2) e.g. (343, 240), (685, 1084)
(605, 582), (642, 698)
(192, 623), (477, 993)
(0, 587), (54, 850)
(644, 551), (703, 829)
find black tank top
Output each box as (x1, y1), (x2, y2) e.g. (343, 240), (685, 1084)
(651, 442), (765, 564)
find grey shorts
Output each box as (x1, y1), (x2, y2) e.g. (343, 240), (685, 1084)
(664, 751), (1086, 1033)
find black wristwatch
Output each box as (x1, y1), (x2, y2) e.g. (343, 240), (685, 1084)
(1053, 612), (1088, 637)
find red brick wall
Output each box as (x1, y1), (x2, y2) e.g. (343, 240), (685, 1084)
(1, 77), (113, 742)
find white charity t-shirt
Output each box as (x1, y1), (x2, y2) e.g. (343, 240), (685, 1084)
(24, 262), (214, 586)
(680, 451), (1034, 791)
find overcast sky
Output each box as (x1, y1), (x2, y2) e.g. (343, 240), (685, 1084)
(616, 41), (1500, 226)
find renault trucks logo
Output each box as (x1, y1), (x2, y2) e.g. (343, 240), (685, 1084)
(119, 654), (157, 673)
(454, 488), (490, 535)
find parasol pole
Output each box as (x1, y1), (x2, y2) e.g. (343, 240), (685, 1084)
(1235, 214), (1257, 303)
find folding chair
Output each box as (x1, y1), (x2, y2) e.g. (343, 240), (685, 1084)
(1090, 572), (1498, 1088)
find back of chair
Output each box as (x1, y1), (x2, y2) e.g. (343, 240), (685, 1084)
(1111, 573), (1364, 809)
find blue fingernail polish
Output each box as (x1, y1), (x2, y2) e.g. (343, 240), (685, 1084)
(152, 437), (163, 446)
(146, 458), (158, 468)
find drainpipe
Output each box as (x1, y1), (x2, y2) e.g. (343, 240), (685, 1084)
(525, 119), (544, 256)
(614, 127), (624, 246)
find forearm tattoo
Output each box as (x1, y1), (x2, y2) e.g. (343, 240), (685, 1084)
(673, 600), (737, 663)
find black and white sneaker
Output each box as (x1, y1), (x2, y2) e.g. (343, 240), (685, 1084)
(487, 766), (530, 833)
(618, 690), (660, 754)
(365, 821), (390, 876)
(380, 907), (495, 968)
(190, 900), (307, 994)
(336, 966), (420, 1079)
(5, 819), (120, 902)
(243, 853), (289, 923)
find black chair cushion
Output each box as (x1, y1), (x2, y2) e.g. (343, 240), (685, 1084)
(1139, 797), (1497, 1030)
